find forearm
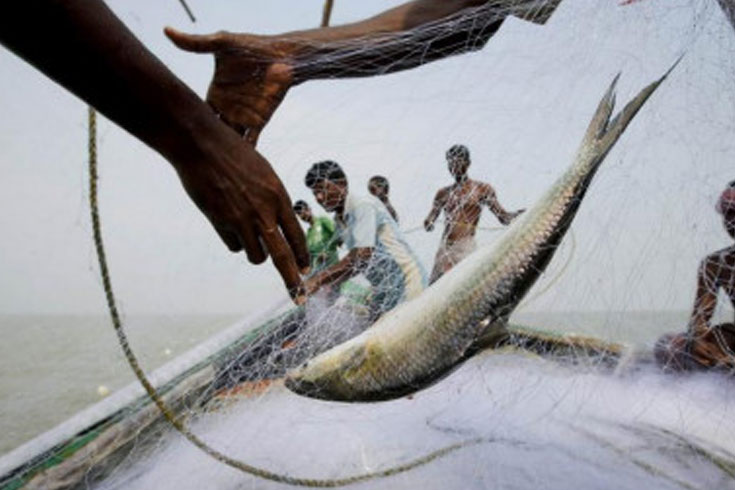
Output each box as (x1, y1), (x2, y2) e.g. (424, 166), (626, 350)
(687, 307), (714, 337)
(686, 268), (717, 338)
(310, 256), (360, 290)
(424, 210), (439, 228)
(285, 0), (503, 82)
(276, 0), (487, 46)
(0, 0), (211, 166)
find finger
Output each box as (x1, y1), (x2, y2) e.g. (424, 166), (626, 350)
(164, 27), (227, 53)
(240, 225), (268, 264)
(278, 202), (310, 271)
(260, 226), (302, 296)
(214, 226), (243, 253)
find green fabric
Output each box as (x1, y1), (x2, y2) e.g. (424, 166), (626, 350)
(306, 216), (339, 271)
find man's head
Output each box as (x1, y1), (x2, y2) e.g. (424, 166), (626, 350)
(717, 180), (735, 239)
(368, 175), (390, 200)
(446, 144), (470, 182)
(305, 160), (348, 212)
(293, 200), (312, 224)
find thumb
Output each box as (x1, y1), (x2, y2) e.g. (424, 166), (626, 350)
(164, 26), (225, 53)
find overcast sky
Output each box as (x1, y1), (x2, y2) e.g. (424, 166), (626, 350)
(1, 0), (734, 316)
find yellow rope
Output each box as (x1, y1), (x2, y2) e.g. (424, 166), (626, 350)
(87, 106), (477, 486)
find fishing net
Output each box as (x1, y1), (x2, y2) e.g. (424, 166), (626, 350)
(2, 0), (735, 489)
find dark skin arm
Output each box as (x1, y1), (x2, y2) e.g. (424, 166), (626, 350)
(683, 255), (729, 365)
(481, 184), (524, 225)
(687, 257), (719, 338)
(165, 0), (508, 145)
(424, 188), (448, 231)
(0, 0), (309, 296)
(297, 247), (373, 304)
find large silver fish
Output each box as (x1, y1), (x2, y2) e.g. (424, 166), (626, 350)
(286, 68), (675, 402)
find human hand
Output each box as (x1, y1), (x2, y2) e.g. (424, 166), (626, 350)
(165, 27), (294, 147)
(174, 119), (308, 296)
(502, 209), (525, 225)
(293, 277), (320, 306)
(301, 276), (322, 297)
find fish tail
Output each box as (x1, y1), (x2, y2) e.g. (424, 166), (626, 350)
(591, 57), (682, 161)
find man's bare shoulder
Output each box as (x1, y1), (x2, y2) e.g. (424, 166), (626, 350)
(702, 245), (735, 275)
(469, 179), (496, 196)
(434, 185), (452, 200)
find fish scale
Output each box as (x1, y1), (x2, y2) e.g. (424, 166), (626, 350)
(286, 65), (677, 402)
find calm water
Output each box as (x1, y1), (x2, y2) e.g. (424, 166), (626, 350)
(0, 309), (725, 457)
(0, 314), (240, 456)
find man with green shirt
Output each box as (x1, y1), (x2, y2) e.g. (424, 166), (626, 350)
(294, 200), (340, 273)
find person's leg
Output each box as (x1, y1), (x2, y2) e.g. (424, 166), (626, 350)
(694, 323), (735, 369)
(166, 0), (564, 144)
(429, 237), (475, 283)
(656, 324), (735, 372)
(654, 333), (692, 371)
(429, 241), (451, 284)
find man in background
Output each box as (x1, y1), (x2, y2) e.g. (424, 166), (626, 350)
(656, 181), (735, 371)
(368, 175), (399, 223)
(424, 144), (524, 283)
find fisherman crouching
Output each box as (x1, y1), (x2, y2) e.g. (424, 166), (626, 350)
(655, 181), (735, 371)
(297, 160), (427, 321)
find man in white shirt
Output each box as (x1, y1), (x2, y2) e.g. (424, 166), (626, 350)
(298, 161), (427, 320)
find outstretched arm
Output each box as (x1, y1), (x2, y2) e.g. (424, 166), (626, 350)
(165, 0), (564, 144)
(424, 189), (447, 231)
(481, 185), (524, 225)
(0, 0), (309, 296)
(687, 257), (719, 338)
(298, 248), (373, 303)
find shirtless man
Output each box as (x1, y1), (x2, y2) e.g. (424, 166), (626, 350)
(424, 144), (524, 283)
(368, 175), (399, 223)
(655, 182), (735, 371)
(165, 0), (563, 146)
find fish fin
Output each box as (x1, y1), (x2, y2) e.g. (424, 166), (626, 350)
(599, 56), (683, 150)
(584, 72), (620, 144)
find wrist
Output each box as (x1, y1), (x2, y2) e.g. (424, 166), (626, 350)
(158, 99), (225, 170)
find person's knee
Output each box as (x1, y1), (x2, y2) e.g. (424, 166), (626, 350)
(654, 333), (690, 371)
